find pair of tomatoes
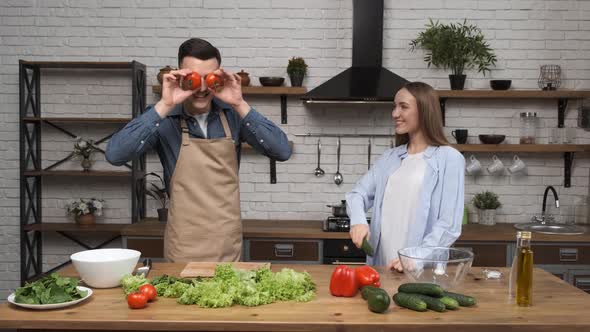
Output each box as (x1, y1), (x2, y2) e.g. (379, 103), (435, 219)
(181, 72), (223, 91)
(127, 284), (157, 309)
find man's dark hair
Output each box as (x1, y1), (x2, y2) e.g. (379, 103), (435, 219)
(178, 38), (221, 67)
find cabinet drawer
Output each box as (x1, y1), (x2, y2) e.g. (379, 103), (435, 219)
(453, 242), (508, 267)
(248, 240), (320, 262)
(573, 275), (590, 293)
(532, 245), (590, 265)
(126, 237), (164, 258)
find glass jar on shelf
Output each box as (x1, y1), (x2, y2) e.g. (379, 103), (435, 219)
(519, 112), (538, 144)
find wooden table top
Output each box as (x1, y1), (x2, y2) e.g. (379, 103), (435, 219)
(1, 263), (589, 331)
(121, 219), (590, 243)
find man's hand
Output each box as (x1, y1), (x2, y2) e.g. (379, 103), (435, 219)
(209, 68), (250, 117)
(156, 68), (196, 118)
(350, 224), (370, 249)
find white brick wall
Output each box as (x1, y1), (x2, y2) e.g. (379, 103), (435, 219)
(1, 0), (589, 299)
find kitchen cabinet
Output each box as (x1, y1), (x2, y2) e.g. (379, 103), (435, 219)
(243, 239), (322, 264)
(453, 241), (510, 267)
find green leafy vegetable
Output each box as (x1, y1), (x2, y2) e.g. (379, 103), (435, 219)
(177, 263), (316, 308)
(150, 274), (195, 297)
(13, 273), (87, 305)
(120, 274), (149, 295)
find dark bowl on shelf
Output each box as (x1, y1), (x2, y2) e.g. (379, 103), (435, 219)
(490, 80), (512, 90)
(259, 77), (285, 87)
(479, 134), (506, 144)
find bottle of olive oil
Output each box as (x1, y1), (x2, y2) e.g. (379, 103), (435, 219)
(516, 231), (533, 306)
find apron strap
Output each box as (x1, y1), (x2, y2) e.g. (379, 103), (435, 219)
(180, 118), (190, 146)
(219, 111), (233, 140)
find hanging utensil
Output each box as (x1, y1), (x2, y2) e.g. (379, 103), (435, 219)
(314, 138), (325, 177)
(334, 137), (343, 185)
(367, 138), (372, 170)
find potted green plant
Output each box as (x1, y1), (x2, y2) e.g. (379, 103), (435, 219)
(410, 19), (497, 90)
(287, 57), (308, 87)
(472, 191), (501, 226)
(139, 172), (169, 222)
(65, 198), (105, 227)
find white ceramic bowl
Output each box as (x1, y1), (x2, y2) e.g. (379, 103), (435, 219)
(70, 248), (141, 288)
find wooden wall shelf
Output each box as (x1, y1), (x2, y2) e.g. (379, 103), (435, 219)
(23, 170), (138, 177)
(437, 89), (590, 128)
(20, 61), (138, 69)
(452, 144), (590, 153)
(23, 117), (131, 124)
(437, 90), (590, 99)
(24, 223), (127, 233)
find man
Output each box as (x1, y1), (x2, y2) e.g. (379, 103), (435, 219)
(106, 38), (291, 262)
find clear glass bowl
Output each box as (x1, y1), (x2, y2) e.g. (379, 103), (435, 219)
(397, 247), (474, 290)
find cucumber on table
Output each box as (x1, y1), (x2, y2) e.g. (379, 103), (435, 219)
(366, 288), (390, 314)
(392, 292), (427, 312)
(398, 283), (445, 297)
(409, 294), (446, 312)
(361, 285), (381, 301)
(439, 296), (460, 310)
(442, 291), (477, 307)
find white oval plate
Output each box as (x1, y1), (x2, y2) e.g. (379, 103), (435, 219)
(7, 286), (93, 310)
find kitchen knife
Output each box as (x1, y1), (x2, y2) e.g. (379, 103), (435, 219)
(136, 258), (152, 278)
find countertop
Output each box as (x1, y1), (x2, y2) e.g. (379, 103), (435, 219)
(121, 219), (590, 243)
(0, 263), (589, 331)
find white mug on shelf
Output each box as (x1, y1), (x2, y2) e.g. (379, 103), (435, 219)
(508, 155), (526, 174)
(465, 155), (483, 175)
(487, 155), (505, 174)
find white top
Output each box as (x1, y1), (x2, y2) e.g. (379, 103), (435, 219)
(379, 152), (427, 265)
(193, 112), (209, 137)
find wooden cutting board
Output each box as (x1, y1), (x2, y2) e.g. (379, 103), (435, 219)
(179, 262), (271, 278)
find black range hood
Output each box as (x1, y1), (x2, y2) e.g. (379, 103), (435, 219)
(302, 0), (408, 103)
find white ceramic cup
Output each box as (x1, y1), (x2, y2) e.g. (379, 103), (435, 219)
(465, 155), (482, 175)
(487, 155), (505, 174)
(508, 155), (526, 174)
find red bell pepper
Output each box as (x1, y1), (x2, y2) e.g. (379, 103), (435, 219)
(329, 265), (358, 297)
(355, 265), (381, 288)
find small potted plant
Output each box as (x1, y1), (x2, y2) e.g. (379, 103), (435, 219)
(72, 137), (99, 171)
(65, 198), (105, 227)
(410, 19), (497, 90)
(472, 191), (501, 226)
(139, 172), (169, 222)
(287, 57), (308, 87)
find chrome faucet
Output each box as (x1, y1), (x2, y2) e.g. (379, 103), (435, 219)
(539, 185), (559, 223)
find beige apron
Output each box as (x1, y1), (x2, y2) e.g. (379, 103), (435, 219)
(163, 112), (242, 262)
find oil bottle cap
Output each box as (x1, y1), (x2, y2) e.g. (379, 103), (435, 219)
(517, 231), (532, 239)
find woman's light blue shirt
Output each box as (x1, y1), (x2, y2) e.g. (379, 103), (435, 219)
(346, 144), (465, 266)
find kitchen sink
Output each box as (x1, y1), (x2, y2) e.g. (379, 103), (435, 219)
(514, 223), (588, 235)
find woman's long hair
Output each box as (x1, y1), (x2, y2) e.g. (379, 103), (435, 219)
(395, 82), (448, 147)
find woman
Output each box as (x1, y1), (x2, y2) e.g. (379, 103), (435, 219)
(346, 82), (465, 272)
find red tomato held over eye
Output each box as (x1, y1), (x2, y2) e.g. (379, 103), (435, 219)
(138, 284), (157, 302)
(127, 292), (148, 309)
(205, 73), (223, 91)
(181, 72), (202, 91)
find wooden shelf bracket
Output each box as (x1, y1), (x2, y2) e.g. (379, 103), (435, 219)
(558, 98), (568, 128)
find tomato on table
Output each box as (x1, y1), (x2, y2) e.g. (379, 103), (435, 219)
(138, 284), (157, 302)
(127, 292), (148, 309)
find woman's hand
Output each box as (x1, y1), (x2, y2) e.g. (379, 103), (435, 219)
(350, 224), (370, 249)
(387, 258), (404, 273)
